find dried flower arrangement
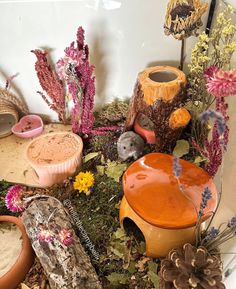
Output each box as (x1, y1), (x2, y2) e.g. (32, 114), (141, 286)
(187, 5), (236, 151)
(32, 27), (119, 136)
(164, 0), (208, 69)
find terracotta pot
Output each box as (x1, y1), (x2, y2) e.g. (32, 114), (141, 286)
(26, 132), (83, 187)
(120, 153), (217, 257)
(134, 114), (156, 144)
(0, 215), (34, 289)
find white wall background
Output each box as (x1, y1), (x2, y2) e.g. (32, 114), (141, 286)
(0, 0), (189, 120)
(0, 0), (236, 287)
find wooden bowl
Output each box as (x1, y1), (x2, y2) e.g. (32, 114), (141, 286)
(0, 216), (34, 289)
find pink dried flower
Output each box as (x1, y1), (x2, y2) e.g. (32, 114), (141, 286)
(5, 185), (25, 213)
(205, 67), (236, 97)
(58, 228), (74, 246)
(37, 227), (54, 243)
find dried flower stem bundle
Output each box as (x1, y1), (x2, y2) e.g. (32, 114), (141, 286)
(32, 49), (66, 123)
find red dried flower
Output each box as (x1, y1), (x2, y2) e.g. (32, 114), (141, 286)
(32, 49), (66, 123)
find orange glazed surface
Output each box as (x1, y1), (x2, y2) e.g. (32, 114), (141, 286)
(122, 153), (217, 229)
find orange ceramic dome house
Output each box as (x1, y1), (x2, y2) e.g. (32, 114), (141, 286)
(120, 153), (217, 257)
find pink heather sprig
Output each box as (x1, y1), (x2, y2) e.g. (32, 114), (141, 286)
(204, 66), (236, 97)
(192, 109), (228, 177)
(57, 26), (120, 136)
(58, 228), (74, 246)
(32, 49), (66, 123)
(5, 185), (25, 213)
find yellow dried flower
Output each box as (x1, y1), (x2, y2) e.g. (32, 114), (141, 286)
(164, 0), (208, 40)
(73, 171), (95, 195)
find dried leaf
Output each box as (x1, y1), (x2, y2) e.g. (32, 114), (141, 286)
(83, 152), (100, 163)
(21, 284), (31, 289)
(113, 228), (127, 240)
(135, 257), (150, 272)
(173, 139), (190, 157)
(106, 160), (127, 182)
(193, 155), (207, 165)
(106, 272), (129, 285)
(148, 270), (159, 289)
(96, 165), (105, 176)
(127, 260), (137, 274)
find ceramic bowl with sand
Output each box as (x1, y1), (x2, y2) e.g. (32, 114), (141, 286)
(0, 215), (34, 289)
(26, 131), (83, 187)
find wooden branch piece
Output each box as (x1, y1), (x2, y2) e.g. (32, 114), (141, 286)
(22, 196), (102, 289)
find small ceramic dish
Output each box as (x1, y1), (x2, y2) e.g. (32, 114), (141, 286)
(12, 115), (43, 138)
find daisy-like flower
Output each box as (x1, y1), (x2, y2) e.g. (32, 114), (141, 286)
(58, 228), (74, 246)
(205, 67), (236, 97)
(5, 185), (25, 213)
(37, 227), (54, 243)
(164, 0), (208, 40)
(73, 171), (95, 195)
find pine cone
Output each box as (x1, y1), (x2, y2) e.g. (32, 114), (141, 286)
(159, 243), (225, 289)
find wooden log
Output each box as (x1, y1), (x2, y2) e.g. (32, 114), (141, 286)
(21, 196), (102, 289)
(125, 66), (191, 152)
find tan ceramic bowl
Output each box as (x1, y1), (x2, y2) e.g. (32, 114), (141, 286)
(26, 132), (83, 187)
(0, 216), (34, 289)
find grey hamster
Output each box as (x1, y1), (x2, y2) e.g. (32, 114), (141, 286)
(117, 131), (144, 161)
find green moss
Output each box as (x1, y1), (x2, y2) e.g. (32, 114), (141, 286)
(0, 180), (12, 215)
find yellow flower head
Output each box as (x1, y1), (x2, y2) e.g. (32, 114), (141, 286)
(73, 171), (95, 195)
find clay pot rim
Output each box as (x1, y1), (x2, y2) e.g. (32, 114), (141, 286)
(11, 114), (43, 138)
(146, 66), (186, 85)
(0, 215), (31, 279)
(26, 131), (83, 167)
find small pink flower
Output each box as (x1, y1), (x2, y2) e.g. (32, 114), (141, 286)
(58, 228), (74, 246)
(205, 67), (236, 97)
(37, 227), (54, 243)
(5, 185), (25, 213)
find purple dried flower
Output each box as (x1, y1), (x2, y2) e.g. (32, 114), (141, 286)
(5, 185), (25, 213)
(200, 109), (226, 144)
(37, 227), (54, 243)
(228, 216), (236, 228)
(199, 187), (212, 217)
(204, 227), (220, 240)
(173, 156), (182, 178)
(58, 228), (74, 246)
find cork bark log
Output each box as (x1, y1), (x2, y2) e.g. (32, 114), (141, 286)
(22, 196), (102, 289)
(125, 66), (190, 152)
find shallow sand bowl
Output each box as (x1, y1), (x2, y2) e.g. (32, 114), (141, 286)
(26, 131), (83, 187)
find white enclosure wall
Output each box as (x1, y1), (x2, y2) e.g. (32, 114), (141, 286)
(1, 0), (236, 287)
(0, 0), (208, 120)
